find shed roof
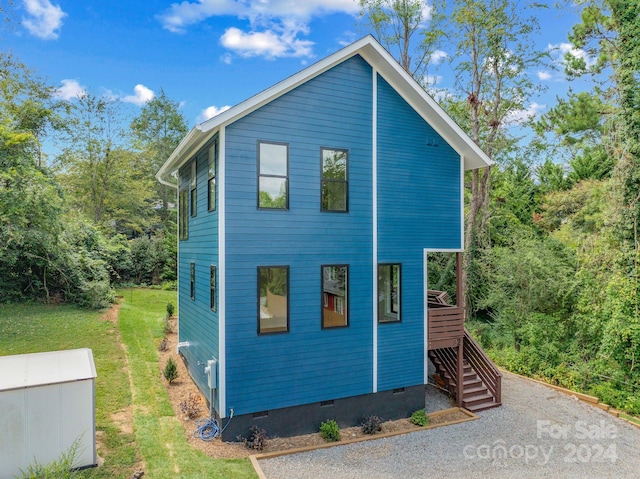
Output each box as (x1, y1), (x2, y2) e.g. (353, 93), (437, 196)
(0, 348), (97, 392)
(157, 35), (492, 185)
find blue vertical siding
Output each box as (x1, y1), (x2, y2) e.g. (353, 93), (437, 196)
(224, 55), (374, 415)
(376, 75), (462, 391)
(177, 136), (220, 408)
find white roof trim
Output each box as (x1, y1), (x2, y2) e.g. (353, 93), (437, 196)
(157, 35), (492, 186)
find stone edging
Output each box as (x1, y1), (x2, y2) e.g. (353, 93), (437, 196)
(249, 407), (479, 479)
(502, 370), (640, 430)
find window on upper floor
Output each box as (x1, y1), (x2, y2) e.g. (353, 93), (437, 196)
(190, 161), (197, 217)
(322, 265), (348, 328)
(208, 140), (217, 212)
(210, 265), (217, 312)
(321, 148), (348, 212)
(179, 188), (188, 241)
(258, 266), (289, 334)
(378, 264), (401, 323)
(258, 141), (288, 209)
(190, 262), (195, 300)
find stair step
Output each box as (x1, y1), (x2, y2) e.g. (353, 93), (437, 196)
(463, 393), (494, 408)
(465, 400), (501, 412)
(463, 386), (489, 398)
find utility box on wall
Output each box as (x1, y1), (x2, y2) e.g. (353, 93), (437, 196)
(0, 348), (97, 478)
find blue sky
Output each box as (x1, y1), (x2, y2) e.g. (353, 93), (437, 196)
(6, 1), (590, 139)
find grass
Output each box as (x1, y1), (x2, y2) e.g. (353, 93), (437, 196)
(0, 290), (256, 479)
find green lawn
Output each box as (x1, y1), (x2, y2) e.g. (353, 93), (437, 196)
(0, 290), (256, 479)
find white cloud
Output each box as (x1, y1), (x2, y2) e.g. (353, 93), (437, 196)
(157, 0), (359, 59)
(197, 105), (232, 123)
(537, 70), (552, 81)
(548, 42), (595, 69)
(54, 79), (86, 100)
(122, 84), (155, 106)
(220, 26), (313, 59)
(505, 102), (546, 125)
(22, 0), (67, 39)
(429, 50), (447, 65)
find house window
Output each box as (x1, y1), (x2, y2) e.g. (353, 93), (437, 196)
(190, 262), (195, 300)
(321, 148), (348, 212)
(210, 265), (217, 312)
(208, 140), (217, 212)
(378, 264), (401, 323)
(179, 188), (188, 240)
(322, 265), (348, 328)
(190, 161), (197, 217)
(258, 266), (289, 334)
(258, 141), (288, 209)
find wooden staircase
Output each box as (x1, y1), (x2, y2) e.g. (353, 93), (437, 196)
(427, 289), (502, 412)
(429, 337), (501, 412)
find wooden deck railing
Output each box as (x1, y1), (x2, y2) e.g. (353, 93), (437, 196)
(427, 303), (465, 350)
(463, 329), (502, 405)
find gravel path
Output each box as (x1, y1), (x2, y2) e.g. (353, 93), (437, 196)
(258, 373), (640, 478)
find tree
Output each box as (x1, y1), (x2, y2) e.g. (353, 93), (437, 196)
(358, 0), (439, 78)
(55, 93), (154, 232)
(130, 89), (188, 229)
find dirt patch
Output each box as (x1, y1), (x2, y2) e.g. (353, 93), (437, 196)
(157, 326), (471, 459)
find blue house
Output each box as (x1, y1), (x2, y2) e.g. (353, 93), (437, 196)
(157, 36), (500, 439)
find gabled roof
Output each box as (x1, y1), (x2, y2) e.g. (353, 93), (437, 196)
(157, 35), (492, 186)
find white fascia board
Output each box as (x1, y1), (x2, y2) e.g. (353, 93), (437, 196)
(358, 42), (492, 171)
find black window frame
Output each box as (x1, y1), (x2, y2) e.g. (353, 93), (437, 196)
(190, 262), (195, 300)
(320, 147), (349, 212)
(208, 140), (217, 212)
(321, 264), (349, 329)
(378, 263), (401, 323)
(190, 161), (197, 217)
(257, 265), (290, 335)
(179, 188), (189, 241)
(257, 140), (289, 210)
(210, 265), (217, 312)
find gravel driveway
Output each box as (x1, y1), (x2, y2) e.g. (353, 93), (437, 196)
(258, 372), (640, 478)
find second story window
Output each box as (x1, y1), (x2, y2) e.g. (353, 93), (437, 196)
(190, 161), (197, 217)
(179, 188), (188, 240)
(321, 148), (348, 212)
(208, 140), (217, 212)
(258, 141), (288, 209)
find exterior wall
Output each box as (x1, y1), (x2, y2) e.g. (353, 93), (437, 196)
(224, 55), (374, 416)
(177, 136), (220, 408)
(376, 75), (462, 391)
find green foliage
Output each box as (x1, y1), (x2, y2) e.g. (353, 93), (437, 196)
(166, 302), (175, 317)
(18, 439), (82, 479)
(163, 357), (178, 384)
(409, 409), (429, 426)
(361, 415), (383, 434)
(319, 419), (341, 442)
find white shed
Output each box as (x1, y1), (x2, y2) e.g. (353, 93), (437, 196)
(0, 348), (97, 478)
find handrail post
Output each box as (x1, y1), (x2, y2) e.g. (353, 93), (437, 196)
(456, 338), (463, 407)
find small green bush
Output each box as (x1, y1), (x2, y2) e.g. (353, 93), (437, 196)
(18, 439), (81, 478)
(319, 419), (341, 442)
(164, 357), (178, 384)
(166, 302), (175, 317)
(361, 415), (383, 435)
(410, 409), (430, 427)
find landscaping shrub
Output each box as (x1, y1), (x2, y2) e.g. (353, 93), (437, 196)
(164, 357), (178, 383)
(319, 419), (341, 442)
(410, 409), (429, 426)
(361, 415), (383, 435)
(179, 392), (202, 419)
(238, 425), (268, 451)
